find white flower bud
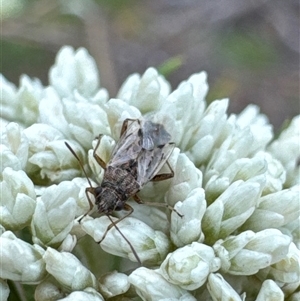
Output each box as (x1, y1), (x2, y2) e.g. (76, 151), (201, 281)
(24, 123), (86, 183)
(205, 153), (279, 204)
(165, 151), (202, 207)
(118, 67), (170, 114)
(207, 273), (243, 301)
(49, 46), (100, 98)
(87, 135), (115, 184)
(170, 188), (206, 247)
(0, 167), (36, 230)
(81, 216), (171, 264)
(280, 217), (300, 249)
(235, 104), (273, 151)
(159, 242), (221, 290)
(104, 98), (141, 138)
(0, 279), (9, 301)
(118, 200), (170, 234)
(129, 267), (197, 301)
(241, 185), (300, 232)
(57, 288), (104, 301)
(31, 181), (77, 248)
(1, 122), (29, 171)
(257, 242), (300, 286)
(35, 278), (65, 300)
(255, 279), (284, 301)
(254, 151), (286, 194)
(214, 229), (292, 275)
(156, 75), (207, 152)
(43, 247), (98, 291)
(98, 271), (130, 298)
(187, 99), (229, 165)
(38, 89), (110, 150)
(268, 115), (300, 187)
(202, 180), (262, 245)
(16, 75), (44, 126)
(0, 231), (46, 283)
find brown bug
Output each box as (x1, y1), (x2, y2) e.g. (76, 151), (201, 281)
(65, 118), (181, 264)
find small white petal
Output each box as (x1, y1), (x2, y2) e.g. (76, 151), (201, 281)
(159, 242), (221, 290)
(170, 188), (206, 247)
(257, 242), (300, 285)
(255, 279), (284, 301)
(0, 231), (46, 283)
(1, 122), (29, 170)
(207, 273), (243, 301)
(16, 75), (44, 126)
(242, 185), (300, 231)
(81, 216), (170, 264)
(43, 247), (98, 291)
(202, 180), (261, 244)
(117, 67), (171, 113)
(31, 182), (77, 247)
(0, 167), (36, 230)
(214, 229), (292, 275)
(49, 46), (100, 98)
(165, 151), (203, 207)
(98, 271), (130, 298)
(268, 115), (300, 187)
(129, 267), (196, 301)
(57, 289), (104, 301)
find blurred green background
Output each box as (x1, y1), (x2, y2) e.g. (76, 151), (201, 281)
(1, 0), (299, 130)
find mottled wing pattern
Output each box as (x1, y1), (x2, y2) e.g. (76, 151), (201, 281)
(108, 120), (143, 167)
(108, 119), (175, 186)
(136, 143), (175, 186)
(141, 120), (172, 150)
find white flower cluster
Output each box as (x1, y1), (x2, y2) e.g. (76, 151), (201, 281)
(1, 46), (299, 301)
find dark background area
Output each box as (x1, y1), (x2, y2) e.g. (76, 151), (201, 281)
(1, 0), (299, 131)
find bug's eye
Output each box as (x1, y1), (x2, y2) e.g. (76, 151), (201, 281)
(114, 201), (124, 211)
(94, 187), (102, 198)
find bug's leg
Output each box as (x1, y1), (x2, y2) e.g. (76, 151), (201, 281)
(78, 187), (96, 223)
(120, 118), (139, 137)
(107, 214), (141, 265)
(97, 203), (134, 244)
(132, 193), (183, 218)
(93, 134), (107, 169)
(151, 160), (174, 181)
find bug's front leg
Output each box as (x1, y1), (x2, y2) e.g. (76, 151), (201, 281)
(120, 118), (140, 137)
(97, 203), (134, 244)
(93, 134), (107, 169)
(78, 187), (96, 223)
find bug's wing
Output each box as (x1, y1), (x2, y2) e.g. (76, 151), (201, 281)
(108, 120), (143, 167)
(141, 120), (172, 150)
(136, 142), (175, 186)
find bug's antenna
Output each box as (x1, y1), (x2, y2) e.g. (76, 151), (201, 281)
(65, 142), (93, 188)
(106, 214), (142, 266)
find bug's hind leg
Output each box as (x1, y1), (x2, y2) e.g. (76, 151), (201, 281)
(96, 204), (142, 265)
(150, 160), (174, 182)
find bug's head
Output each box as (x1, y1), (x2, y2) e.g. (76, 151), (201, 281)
(95, 187), (124, 214)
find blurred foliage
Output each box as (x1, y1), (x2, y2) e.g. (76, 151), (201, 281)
(220, 31), (279, 69)
(157, 56), (184, 78)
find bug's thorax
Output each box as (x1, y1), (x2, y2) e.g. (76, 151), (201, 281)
(95, 165), (140, 214)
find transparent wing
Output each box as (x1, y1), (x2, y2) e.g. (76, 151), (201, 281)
(141, 120), (172, 150)
(136, 142), (175, 186)
(108, 119), (143, 167)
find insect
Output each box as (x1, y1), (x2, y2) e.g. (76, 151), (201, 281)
(65, 118), (181, 264)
